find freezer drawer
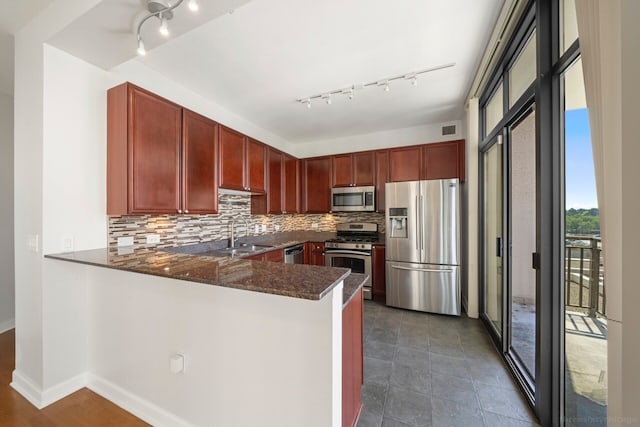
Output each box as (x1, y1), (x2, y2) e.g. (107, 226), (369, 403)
(385, 261), (460, 315)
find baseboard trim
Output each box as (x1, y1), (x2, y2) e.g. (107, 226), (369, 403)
(11, 369), (88, 409)
(87, 374), (193, 427)
(11, 370), (45, 408)
(0, 318), (15, 334)
(41, 373), (87, 407)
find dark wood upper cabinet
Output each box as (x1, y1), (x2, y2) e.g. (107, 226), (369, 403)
(107, 83), (183, 215)
(422, 139), (465, 182)
(352, 151), (375, 186)
(332, 152), (374, 187)
(218, 126), (246, 191)
(182, 109), (218, 214)
(267, 148), (283, 214)
(247, 138), (266, 192)
(219, 127), (267, 193)
(302, 157), (332, 213)
(283, 154), (299, 214)
(375, 150), (389, 213)
(332, 154), (353, 187)
(388, 146), (422, 182)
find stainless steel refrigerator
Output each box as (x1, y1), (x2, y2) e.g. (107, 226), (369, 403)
(385, 179), (460, 315)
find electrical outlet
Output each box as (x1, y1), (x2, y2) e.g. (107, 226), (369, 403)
(311, 223), (319, 229)
(117, 236), (134, 247)
(261, 224), (267, 232)
(62, 236), (74, 252)
(254, 224), (260, 234)
(274, 224), (280, 231)
(146, 234), (160, 244)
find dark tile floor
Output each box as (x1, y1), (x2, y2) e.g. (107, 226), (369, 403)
(357, 300), (540, 427)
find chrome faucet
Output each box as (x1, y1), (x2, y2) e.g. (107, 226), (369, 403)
(229, 217), (250, 248)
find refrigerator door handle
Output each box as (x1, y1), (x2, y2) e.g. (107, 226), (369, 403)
(415, 195), (420, 251)
(390, 265), (454, 273)
(419, 194), (424, 254)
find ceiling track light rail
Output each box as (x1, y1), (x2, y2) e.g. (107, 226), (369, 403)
(296, 62), (455, 107)
(136, 0), (199, 56)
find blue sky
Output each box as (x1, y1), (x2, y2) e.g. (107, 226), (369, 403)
(565, 108), (597, 209)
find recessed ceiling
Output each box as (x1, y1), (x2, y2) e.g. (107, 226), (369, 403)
(47, 0), (503, 144)
(137, 0), (503, 143)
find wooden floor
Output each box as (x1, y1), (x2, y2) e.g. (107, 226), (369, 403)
(0, 329), (148, 426)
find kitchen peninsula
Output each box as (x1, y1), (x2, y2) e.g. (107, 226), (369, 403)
(45, 246), (365, 427)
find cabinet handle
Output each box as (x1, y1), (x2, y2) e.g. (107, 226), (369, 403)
(184, 209), (189, 214)
(177, 209), (182, 214)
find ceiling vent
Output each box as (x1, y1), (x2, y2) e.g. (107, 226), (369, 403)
(441, 125), (456, 136)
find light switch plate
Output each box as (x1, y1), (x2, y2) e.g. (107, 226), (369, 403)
(274, 224), (280, 231)
(254, 225), (260, 234)
(62, 236), (74, 252)
(261, 224), (267, 232)
(27, 234), (39, 252)
(312, 223), (319, 229)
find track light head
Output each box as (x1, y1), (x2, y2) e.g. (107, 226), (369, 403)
(159, 15), (169, 36)
(137, 37), (146, 56)
(188, 0), (199, 12)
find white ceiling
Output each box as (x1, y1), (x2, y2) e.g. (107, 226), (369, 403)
(0, 0), (55, 96)
(12, 0), (504, 144)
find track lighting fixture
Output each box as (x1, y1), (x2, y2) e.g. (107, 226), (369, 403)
(297, 63), (455, 108)
(136, 0), (199, 56)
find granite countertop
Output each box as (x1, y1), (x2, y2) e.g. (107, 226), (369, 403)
(46, 247), (350, 301)
(342, 273), (369, 307)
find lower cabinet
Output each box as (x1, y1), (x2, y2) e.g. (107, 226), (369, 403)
(244, 248), (284, 263)
(372, 245), (386, 301)
(343, 287), (364, 427)
(306, 242), (325, 266)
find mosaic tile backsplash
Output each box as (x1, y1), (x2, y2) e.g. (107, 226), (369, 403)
(109, 194), (385, 249)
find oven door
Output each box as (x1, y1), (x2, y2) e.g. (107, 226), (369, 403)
(325, 250), (372, 300)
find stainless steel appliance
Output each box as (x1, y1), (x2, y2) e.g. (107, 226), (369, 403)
(284, 244), (305, 264)
(330, 186), (375, 212)
(385, 179), (460, 315)
(325, 222), (378, 300)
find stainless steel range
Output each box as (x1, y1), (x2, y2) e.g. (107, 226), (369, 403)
(325, 222), (379, 300)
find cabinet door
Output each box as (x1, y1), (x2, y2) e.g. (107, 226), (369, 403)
(182, 109), (218, 214)
(247, 138), (266, 193)
(309, 242), (325, 266)
(372, 245), (386, 300)
(219, 126), (247, 191)
(129, 86), (182, 214)
(353, 151), (375, 185)
(332, 154), (353, 187)
(375, 150), (389, 213)
(422, 140), (465, 181)
(267, 148), (283, 214)
(263, 249), (284, 263)
(302, 157), (332, 213)
(283, 154), (299, 214)
(342, 287), (363, 427)
(388, 146), (421, 182)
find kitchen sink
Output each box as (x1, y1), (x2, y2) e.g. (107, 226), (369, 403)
(216, 243), (276, 255)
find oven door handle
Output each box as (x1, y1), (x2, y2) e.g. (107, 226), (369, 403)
(325, 250), (370, 257)
(390, 265), (453, 273)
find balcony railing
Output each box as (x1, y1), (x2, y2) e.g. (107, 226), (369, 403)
(565, 235), (605, 316)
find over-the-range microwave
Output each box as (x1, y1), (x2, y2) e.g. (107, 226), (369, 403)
(330, 186), (376, 212)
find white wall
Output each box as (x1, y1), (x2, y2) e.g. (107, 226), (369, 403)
(0, 93), (14, 333)
(291, 120), (463, 158)
(464, 99), (479, 318)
